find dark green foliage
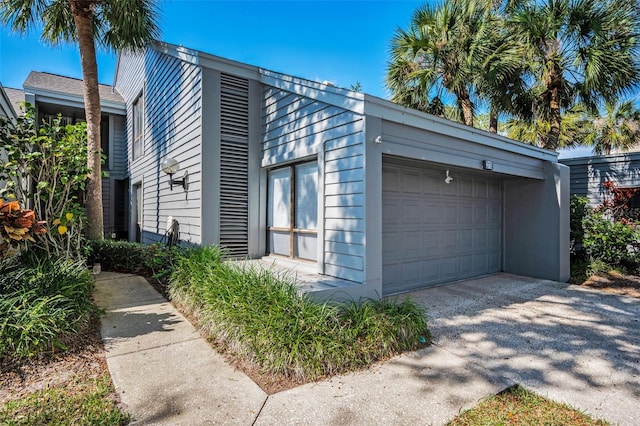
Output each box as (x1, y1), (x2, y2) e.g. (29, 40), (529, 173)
(87, 240), (181, 283)
(570, 195), (589, 252)
(582, 212), (640, 269)
(569, 194), (640, 279)
(0, 254), (96, 364)
(169, 246), (430, 381)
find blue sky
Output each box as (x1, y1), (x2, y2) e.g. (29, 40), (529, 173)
(0, 0), (424, 98)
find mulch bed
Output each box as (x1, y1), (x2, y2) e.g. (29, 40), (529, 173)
(580, 271), (640, 299)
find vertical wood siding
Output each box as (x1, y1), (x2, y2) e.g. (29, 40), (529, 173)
(115, 49), (203, 244)
(561, 155), (640, 207)
(262, 86), (366, 283)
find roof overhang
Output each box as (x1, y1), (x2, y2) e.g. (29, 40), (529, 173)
(23, 86), (126, 115)
(364, 94), (558, 164)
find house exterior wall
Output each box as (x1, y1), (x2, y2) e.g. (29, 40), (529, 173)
(560, 154), (640, 207)
(504, 163), (570, 282)
(261, 85), (367, 283)
(115, 47), (203, 244)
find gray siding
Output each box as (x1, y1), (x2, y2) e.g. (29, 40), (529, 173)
(561, 154), (640, 207)
(110, 115), (127, 177)
(115, 48), (203, 244)
(262, 86), (366, 283)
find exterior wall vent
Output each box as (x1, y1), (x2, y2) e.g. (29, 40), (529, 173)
(219, 73), (250, 257)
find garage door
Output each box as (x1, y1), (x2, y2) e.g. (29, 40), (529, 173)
(382, 160), (502, 295)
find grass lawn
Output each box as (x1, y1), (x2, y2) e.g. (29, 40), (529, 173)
(448, 385), (608, 426)
(0, 323), (129, 425)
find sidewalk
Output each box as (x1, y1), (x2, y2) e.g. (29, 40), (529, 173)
(93, 272), (267, 425)
(94, 272), (639, 425)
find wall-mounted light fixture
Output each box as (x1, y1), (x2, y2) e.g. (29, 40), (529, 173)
(161, 157), (188, 191)
(445, 169), (454, 184)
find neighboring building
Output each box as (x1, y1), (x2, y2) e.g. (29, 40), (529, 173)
(560, 153), (640, 207)
(0, 83), (17, 121)
(0, 83), (18, 193)
(113, 41), (569, 299)
(15, 72), (130, 239)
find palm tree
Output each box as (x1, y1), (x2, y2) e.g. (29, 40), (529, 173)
(585, 100), (640, 155)
(506, 0), (640, 150)
(504, 103), (592, 148)
(1, 0), (160, 240)
(387, 0), (489, 127)
(387, 0), (529, 133)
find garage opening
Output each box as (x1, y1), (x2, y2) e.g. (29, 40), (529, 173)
(382, 157), (503, 295)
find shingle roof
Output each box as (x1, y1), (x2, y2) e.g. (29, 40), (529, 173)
(4, 87), (25, 116)
(23, 71), (124, 103)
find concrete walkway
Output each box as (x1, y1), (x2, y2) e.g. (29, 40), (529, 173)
(94, 272), (640, 425)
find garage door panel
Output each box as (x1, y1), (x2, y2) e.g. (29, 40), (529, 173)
(473, 253), (489, 274)
(421, 260), (440, 282)
(423, 202), (441, 223)
(383, 161), (502, 295)
(402, 170), (422, 193)
(459, 254), (473, 274)
(488, 228), (501, 247)
(442, 229), (457, 252)
(488, 203), (501, 224)
(488, 251), (501, 270)
(474, 180), (488, 198)
(382, 168), (401, 191)
(441, 257), (458, 278)
(402, 231), (421, 256)
(459, 203), (473, 223)
(422, 174), (441, 194)
(423, 230), (440, 251)
(402, 261), (422, 285)
(403, 201), (423, 224)
(459, 177), (473, 197)
(443, 203), (458, 223)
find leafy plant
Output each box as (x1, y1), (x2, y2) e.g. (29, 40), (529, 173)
(0, 254), (96, 364)
(169, 246), (430, 381)
(570, 195), (590, 256)
(0, 199), (46, 257)
(0, 105), (90, 259)
(582, 212), (640, 270)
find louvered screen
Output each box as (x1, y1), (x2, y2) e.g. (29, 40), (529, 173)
(219, 73), (250, 257)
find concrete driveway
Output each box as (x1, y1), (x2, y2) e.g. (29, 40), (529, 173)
(408, 273), (640, 425)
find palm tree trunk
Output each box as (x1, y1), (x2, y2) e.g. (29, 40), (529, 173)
(545, 67), (562, 151)
(489, 105), (498, 133)
(457, 89), (474, 127)
(69, 0), (103, 240)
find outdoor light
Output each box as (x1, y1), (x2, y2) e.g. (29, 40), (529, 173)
(445, 169), (454, 184)
(161, 157), (188, 191)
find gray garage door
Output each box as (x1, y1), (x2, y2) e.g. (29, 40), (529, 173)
(382, 160), (502, 295)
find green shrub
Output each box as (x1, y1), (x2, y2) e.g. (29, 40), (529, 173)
(88, 240), (182, 283)
(570, 195), (590, 256)
(582, 211), (640, 270)
(169, 246), (430, 381)
(0, 254), (96, 363)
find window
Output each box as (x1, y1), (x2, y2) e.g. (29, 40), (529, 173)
(267, 162), (318, 261)
(132, 95), (143, 160)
